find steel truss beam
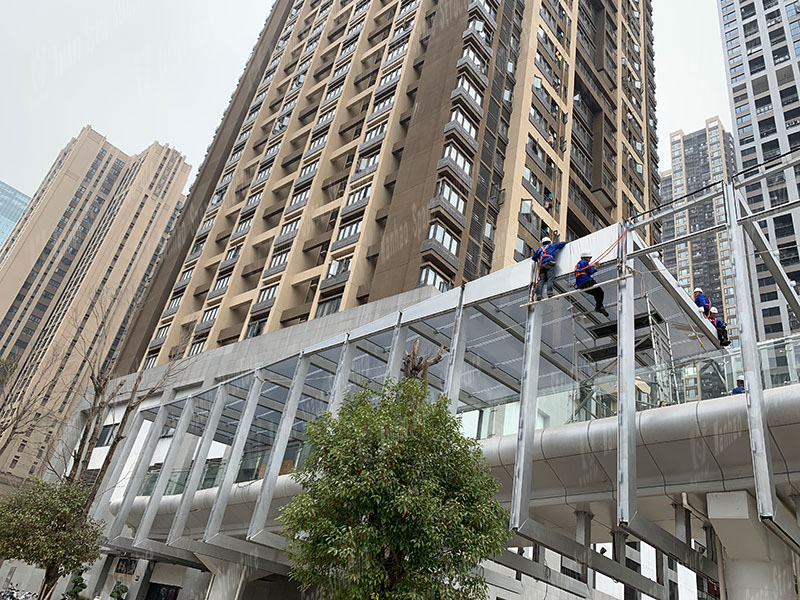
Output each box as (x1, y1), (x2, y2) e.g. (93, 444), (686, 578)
(513, 519), (667, 599)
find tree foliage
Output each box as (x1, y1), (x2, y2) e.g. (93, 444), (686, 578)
(0, 480), (102, 599)
(280, 378), (510, 600)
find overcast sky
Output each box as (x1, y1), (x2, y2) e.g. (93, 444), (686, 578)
(0, 0), (730, 197)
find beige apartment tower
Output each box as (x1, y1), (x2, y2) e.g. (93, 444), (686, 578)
(0, 126), (189, 479)
(134, 0), (658, 369)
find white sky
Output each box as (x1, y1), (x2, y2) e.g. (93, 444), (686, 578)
(0, 0), (730, 197)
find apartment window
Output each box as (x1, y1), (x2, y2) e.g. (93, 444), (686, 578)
(299, 160), (319, 178)
(264, 142), (280, 160)
(462, 46), (487, 74)
(179, 268), (194, 282)
(442, 143), (472, 176)
(190, 240), (204, 255)
(340, 39), (358, 57)
(379, 66), (402, 87)
(337, 219), (362, 241)
(435, 179), (466, 214)
(143, 354), (158, 370)
(273, 116), (290, 134)
(228, 149), (243, 163)
(332, 62), (350, 79)
(364, 122), (387, 143)
(385, 40), (408, 63)
(167, 295), (182, 310)
(235, 129), (251, 145)
(155, 325), (170, 339)
(317, 107), (336, 126)
(201, 307), (219, 323)
(291, 187), (310, 206)
(200, 216), (215, 229)
(428, 221), (460, 255)
(236, 217), (253, 233)
(308, 132), (328, 152)
(247, 191), (263, 206)
(255, 165), (271, 182)
(280, 218), (301, 236)
(188, 340), (206, 356)
(225, 245), (242, 261)
(371, 94), (395, 115)
(245, 319), (266, 339)
(357, 151), (380, 172)
(450, 108), (477, 140)
(419, 265), (452, 292)
(258, 284), (278, 303)
(328, 254), (353, 278)
(346, 185), (371, 207)
(213, 274), (231, 291)
(316, 296), (342, 317)
(324, 83), (344, 102)
(455, 75), (483, 107)
(270, 249), (291, 268)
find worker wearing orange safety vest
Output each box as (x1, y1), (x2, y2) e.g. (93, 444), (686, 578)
(532, 236), (567, 300)
(575, 251), (610, 317)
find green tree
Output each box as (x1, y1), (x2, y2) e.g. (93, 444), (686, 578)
(110, 582), (129, 599)
(0, 480), (103, 600)
(280, 378), (510, 600)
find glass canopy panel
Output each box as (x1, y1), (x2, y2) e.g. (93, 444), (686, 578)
(405, 308), (457, 398)
(350, 327), (395, 389)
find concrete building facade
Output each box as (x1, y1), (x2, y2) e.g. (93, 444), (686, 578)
(136, 0), (659, 370)
(0, 126), (189, 479)
(717, 0), (800, 337)
(0, 181), (30, 248)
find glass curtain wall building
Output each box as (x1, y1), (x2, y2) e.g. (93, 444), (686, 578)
(0, 180), (30, 247)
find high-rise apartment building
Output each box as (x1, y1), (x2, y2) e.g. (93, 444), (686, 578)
(717, 0), (800, 338)
(0, 126), (189, 478)
(659, 118), (737, 323)
(0, 180), (30, 247)
(135, 0), (658, 369)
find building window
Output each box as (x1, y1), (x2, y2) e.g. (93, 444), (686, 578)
(179, 268), (193, 282)
(226, 245), (242, 261)
(258, 284), (278, 303)
(201, 307), (219, 323)
(95, 424), (120, 448)
(213, 275), (231, 291)
(167, 295), (182, 310)
(316, 296), (342, 317)
(245, 319), (266, 339)
(364, 122), (387, 143)
(236, 217), (253, 234)
(270, 249), (291, 268)
(143, 354), (158, 370)
(346, 185), (371, 207)
(337, 219), (362, 241)
(280, 218), (301, 236)
(419, 265), (452, 292)
(299, 160), (319, 178)
(442, 144), (472, 176)
(200, 216), (215, 229)
(328, 254), (353, 278)
(427, 222), (460, 255)
(357, 151), (380, 172)
(435, 179), (466, 214)
(155, 325), (170, 339)
(291, 187), (310, 207)
(188, 339), (206, 356)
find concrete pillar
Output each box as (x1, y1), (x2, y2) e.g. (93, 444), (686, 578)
(708, 491), (796, 600)
(197, 556), (257, 600)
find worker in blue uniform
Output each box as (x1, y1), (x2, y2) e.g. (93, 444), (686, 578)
(532, 236), (567, 300)
(708, 307), (731, 346)
(574, 251), (609, 317)
(694, 287), (711, 317)
(732, 378), (746, 394)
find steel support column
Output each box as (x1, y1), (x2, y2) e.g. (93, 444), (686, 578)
(204, 370), (264, 540)
(108, 406), (167, 540)
(168, 384), (227, 544)
(576, 510), (594, 586)
(509, 301), (544, 530)
(135, 397), (195, 545)
(384, 313), (407, 382)
(248, 354), (310, 541)
(444, 285), (467, 414)
(328, 335), (354, 416)
(617, 225), (637, 526)
(727, 183), (777, 520)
